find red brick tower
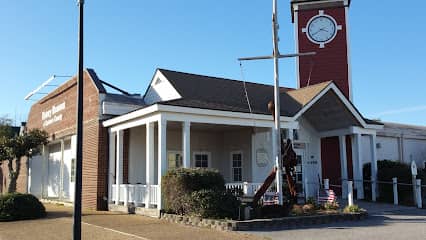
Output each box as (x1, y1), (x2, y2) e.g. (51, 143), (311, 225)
(292, 0), (352, 100)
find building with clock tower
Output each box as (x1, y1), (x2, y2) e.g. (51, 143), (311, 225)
(292, 0), (352, 100)
(292, 0), (354, 195)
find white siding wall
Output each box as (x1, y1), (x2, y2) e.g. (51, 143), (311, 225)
(144, 73), (181, 105)
(166, 128), (252, 183)
(403, 138), (426, 168)
(361, 135), (372, 166)
(47, 143), (61, 198)
(223, 129), (252, 182)
(128, 126), (146, 184)
(251, 128), (274, 183)
(29, 154), (43, 197)
(376, 136), (399, 161)
(297, 117), (321, 198)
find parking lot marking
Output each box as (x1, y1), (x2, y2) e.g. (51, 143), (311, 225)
(82, 221), (151, 240)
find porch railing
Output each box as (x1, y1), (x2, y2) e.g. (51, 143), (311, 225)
(111, 184), (158, 207)
(225, 182), (273, 196)
(149, 185), (159, 205)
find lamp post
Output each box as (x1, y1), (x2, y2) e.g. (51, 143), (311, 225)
(73, 1), (84, 240)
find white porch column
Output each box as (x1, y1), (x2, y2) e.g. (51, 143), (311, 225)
(370, 134), (378, 201)
(108, 131), (116, 204)
(339, 135), (348, 198)
(351, 133), (364, 199)
(157, 118), (167, 210)
(145, 122), (155, 208)
(115, 130), (124, 205)
(288, 129), (294, 141)
(182, 121), (191, 168)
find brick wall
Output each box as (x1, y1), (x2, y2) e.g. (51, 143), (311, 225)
(0, 157), (29, 194)
(5, 69), (110, 210)
(123, 129), (130, 184)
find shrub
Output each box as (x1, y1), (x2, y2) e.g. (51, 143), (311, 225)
(291, 204), (304, 216)
(162, 168), (240, 219)
(343, 204), (362, 213)
(306, 197), (321, 210)
(255, 204), (289, 219)
(302, 204), (315, 214)
(189, 189), (240, 219)
(162, 168), (225, 215)
(364, 160), (413, 204)
(0, 193), (46, 221)
(324, 200), (339, 210)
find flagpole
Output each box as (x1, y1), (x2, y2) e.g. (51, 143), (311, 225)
(73, 0), (84, 239)
(272, 0), (283, 205)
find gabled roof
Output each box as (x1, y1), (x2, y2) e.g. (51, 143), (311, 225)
(158, 69), (302, 117)
(153, 68), (381, 128)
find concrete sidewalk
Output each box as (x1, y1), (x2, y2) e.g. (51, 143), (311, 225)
(0, 204), (263, 240)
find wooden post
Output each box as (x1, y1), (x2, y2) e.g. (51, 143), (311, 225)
(348, 181), (353, 206)
(324, 179), (329, 190)
(416, 179), (422, 209)
(393, 177), (398, 205)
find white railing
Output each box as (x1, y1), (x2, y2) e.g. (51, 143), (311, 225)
(225, 182), (270, 196)
(149, 185), (159, 205)
(111, 184), (149, 206)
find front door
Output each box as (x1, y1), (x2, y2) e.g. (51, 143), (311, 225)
(321, 137), (341, 194)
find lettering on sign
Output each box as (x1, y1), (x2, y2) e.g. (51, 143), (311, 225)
(256, 148), (269, 167)
(42, 102), (66, 127)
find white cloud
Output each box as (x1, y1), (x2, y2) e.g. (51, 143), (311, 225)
(373, 105), (426, 117)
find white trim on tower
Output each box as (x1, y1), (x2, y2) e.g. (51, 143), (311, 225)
(344, 5), (353, 102)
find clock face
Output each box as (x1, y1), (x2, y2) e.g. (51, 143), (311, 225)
(307, 16), (337, 43)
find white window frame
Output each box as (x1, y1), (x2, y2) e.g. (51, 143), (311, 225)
(193, 151), (211, 168)
(230, 151), (243, 182)
(167, 150), (183, 170)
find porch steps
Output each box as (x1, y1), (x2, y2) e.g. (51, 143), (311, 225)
(108, 204), (160, 218)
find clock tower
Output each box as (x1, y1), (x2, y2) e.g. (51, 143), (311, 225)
(292, 0), (352, 100)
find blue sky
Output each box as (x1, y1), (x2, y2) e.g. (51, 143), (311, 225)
(1, 1), (425, 126)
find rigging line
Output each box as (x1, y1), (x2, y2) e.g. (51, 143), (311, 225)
(239, 61), (253, 114)
(239, 61), (257, 130)
(306, 54), (315, 87)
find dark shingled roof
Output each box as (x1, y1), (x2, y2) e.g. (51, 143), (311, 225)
(86, 68), (107, 93)
(159, 69), (303, 117)
(154, 69), (382, 126)
(104, 93), (145, 106)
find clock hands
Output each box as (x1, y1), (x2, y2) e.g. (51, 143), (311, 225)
(311, 28), (329, 36)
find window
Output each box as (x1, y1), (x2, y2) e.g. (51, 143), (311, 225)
(231, 152), (243, 182)
(194, 152), (209, 168)
(168, 151), (182, 170)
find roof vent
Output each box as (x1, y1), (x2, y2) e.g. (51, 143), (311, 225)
(154, 77), (162, 85)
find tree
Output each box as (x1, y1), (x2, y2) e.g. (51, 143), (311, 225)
(0, 119), (48, 193)
(0, 117), (14, 139)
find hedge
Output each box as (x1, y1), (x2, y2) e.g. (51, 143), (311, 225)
(363, 160), (415, 204)
(0, 193), (46, 221)
(162, 168), (240, 219)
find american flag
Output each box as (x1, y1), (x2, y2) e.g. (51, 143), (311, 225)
(318, 189), (336, 203)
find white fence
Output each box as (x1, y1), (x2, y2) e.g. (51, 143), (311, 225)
(111, 184), (158, 207)
(225, 182), (276, 196)
(149, 185), (158, 205)
(323, 178), (425, 209)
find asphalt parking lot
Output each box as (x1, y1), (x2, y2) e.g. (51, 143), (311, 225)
(247, 201), (426, 240)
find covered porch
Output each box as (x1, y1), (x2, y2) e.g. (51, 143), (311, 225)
(104, 104), (298, 211)
(294, 87), (383, 200)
